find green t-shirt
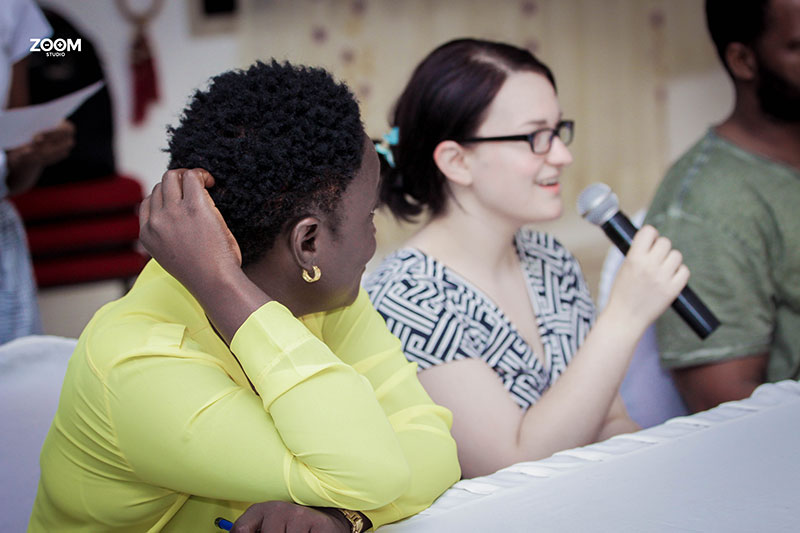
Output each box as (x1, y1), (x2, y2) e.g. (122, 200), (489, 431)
(645, 129), (800, 381)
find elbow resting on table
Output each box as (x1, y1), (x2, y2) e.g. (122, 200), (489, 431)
(294, 448), (412, 510)
(353, 455), (412, 509)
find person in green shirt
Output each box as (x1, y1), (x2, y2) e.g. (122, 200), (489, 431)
(29, 60), (459, 532)
(645, 0), (800, 412)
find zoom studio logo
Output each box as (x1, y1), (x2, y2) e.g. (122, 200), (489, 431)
(29, 38), (82, 57)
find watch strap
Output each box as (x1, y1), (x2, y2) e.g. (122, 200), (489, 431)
(337, 508), (366, 533)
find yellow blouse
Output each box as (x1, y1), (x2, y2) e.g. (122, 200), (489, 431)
(29, 261), (459, 532)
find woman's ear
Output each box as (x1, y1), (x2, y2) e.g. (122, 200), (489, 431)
(289, 216), (320, 269)
(433, 140), (473, 187)
(726, 42), (757, 82)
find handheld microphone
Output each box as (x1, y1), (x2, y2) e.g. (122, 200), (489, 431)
(577, 183), (720, 339)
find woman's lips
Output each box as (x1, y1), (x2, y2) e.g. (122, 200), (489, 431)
(537, 182), (560, 193)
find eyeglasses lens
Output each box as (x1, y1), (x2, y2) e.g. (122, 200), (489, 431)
(558, 122), (574, 146)
(532, 122), (573, 153)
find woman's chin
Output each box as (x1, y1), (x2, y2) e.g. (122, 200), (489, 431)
(520, 205), (563, 225)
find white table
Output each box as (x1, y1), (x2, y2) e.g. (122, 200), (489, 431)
(383, 380), (800, 532)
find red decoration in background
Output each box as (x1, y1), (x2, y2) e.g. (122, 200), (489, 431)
(131, 28), (159, 125)
(115, 0), (165, 126)
(9, 175), (148, 288)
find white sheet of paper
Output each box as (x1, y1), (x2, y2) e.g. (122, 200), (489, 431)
(0, 80), (104, 150)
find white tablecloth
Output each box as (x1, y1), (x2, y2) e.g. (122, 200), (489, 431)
(383, 380), (800, 532)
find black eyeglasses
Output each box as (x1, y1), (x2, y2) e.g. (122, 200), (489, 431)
(459, 120), (575, 154)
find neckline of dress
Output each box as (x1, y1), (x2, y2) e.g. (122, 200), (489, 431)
(394, 234), (553, 375)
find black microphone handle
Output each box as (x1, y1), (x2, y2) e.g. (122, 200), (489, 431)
(672, 285), (721, 339)
(600, 212), (720, 339)
(600, 212), (637, 255)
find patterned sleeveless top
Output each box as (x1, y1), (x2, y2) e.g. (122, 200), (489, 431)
(364, 228), (596, 409)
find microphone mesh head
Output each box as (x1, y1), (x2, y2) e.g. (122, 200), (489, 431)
(577, 183), (619, 226)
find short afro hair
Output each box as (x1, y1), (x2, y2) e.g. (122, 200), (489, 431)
(167, 60), (365, 266)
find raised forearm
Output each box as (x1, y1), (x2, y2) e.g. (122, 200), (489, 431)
(516, 308), (643, 457)
(138, 168), (268, 343)
(596, 397), (639, 441)
(514, 225), (689, 456)
(5, 153), (43, 196)
(186, 267), (271, 343)
(6, 124), (75, 195)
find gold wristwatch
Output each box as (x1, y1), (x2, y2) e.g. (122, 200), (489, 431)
(338, 509), (366, 533)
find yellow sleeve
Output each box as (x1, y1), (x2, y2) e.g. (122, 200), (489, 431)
(312, 289), (461, 528)
(105, 300), (411, 511)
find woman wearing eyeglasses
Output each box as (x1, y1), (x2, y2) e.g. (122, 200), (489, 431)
(364, 38), (689, 478)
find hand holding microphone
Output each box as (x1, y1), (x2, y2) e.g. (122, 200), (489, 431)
(578, 183), (720, 339)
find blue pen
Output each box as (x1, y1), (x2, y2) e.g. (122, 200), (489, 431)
(215, 517), (233, 531)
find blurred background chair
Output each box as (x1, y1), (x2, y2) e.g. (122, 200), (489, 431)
(0, 335), (77, 532)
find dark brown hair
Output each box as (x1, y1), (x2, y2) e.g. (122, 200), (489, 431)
(381, 38), (556, 221)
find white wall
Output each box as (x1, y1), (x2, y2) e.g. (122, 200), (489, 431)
(39, 0), (239, 192)
(38, 1), (736, 198)
(34, 1), (240, 337)
(666, 68), (734, 164)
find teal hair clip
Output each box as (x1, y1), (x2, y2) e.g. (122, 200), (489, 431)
(384, 127), (399, 146)
(375, 127), (399, 168)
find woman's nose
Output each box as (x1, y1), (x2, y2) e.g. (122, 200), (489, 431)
(546, 135), (573, 167)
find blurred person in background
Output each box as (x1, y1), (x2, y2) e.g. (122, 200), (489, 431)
(1, 0), (74, 344)
(645, 0), (800, 412)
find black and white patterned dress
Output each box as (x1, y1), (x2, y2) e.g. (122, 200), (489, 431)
(364, 229), (596, 409)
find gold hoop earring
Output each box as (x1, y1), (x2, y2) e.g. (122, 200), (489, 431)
(302, 265), (321, 283)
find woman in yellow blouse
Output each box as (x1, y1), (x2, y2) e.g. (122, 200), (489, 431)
(29, 61), (460, 532)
